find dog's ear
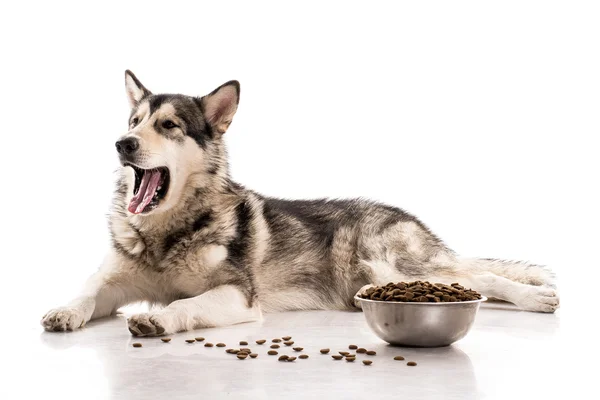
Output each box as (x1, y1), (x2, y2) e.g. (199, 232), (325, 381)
(200, 81), (240, 134)
(125, 70), (151, 108)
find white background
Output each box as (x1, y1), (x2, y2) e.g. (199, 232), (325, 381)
(1, 0), (599, 397)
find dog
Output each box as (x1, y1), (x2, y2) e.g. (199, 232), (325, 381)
(41, 71), (559, 335)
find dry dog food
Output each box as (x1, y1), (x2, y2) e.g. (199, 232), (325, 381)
(332, 355), (343, 360)
(272, 338), (282, 343)
(270, 344), (280, 349)
(407, 361), (417, 366)
(299, 354), (309, 359)
(256, 339), (266, 344)
(287, 356), (296, 362)
(363, 360), (373, 365)
(268, 350), (278, 355)
(283, 341), (294, 346)
(250, 353), (258, 358)
(132, 343), (142, 348)
(237, 353), (247, 360)
(346, 356), (356, 362)
(195, 337), (205, 342)
(161, 338), (171, 343)
(204, 343), (214, 347)
(185, 339), (195, 343)
(239, 341), (248, 345)
(366, 350), (376, 356)
(293, 347), (303, 351)
(278, 355), (289, 361)
(359, 281), (482, 302)
(320, 349), (330, 354)
(394, 356), (405, 361)
(349, 345), (358, 350)
(282, 336), (292, 340)
(240, 348), (252, 353)
(216, 343), (226, 347)
(226, 349), (238, 354)
(356, 348), (367, 354)
(339, 351), (350, 356)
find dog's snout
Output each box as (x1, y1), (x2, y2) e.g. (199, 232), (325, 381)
(115, 137), (139, 156)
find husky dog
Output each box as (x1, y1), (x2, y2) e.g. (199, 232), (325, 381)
(41, 71), (559, 335)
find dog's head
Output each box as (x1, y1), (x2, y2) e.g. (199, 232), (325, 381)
(117, 70), (239, 215)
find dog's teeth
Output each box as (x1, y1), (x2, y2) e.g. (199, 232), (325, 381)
(157, 186), (162, 190)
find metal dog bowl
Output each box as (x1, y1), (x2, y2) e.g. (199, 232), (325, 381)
(355, 296), (487, 347)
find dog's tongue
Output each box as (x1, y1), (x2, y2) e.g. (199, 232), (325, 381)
(128, 169), (162, 214)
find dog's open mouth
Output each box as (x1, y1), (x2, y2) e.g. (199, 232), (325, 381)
(125, 164), (170, 214)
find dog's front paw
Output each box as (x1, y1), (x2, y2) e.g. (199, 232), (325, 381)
(41, 308), (86, 332)
(127, 313), (171, 336)
(514, 286), (560, 313)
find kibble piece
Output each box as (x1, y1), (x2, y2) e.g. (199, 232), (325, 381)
(366, 351), (377, 356)
(249, 353), (258, 358)
(278, 355), (289, 361)
(283, 341), (294, 346)
(332, 355), (343, 360)
(256, 339), (267, 344)
(363, 360), (373, 365)
(240, 348), (251, 353)
(282, 336), (292, 340)
(132, 343), (142, 348)
(287, 356), (297, 362)
(195, 337), (205, 342)
(272, 338), (282, 343)
(407, 361), (417, 366)
(185, 339), (195, 343)
(226, 349), (237, 354)
(393, 356), (405, 361)
(161, 338), (172, 343)
(216, 343), (226, 347)
(356, 348), (367, 354)
(270, 344), (280, 349)
(339, 351), (350, 356)
(346, 356), (356, 362)
(349, 345), (358, 350)
(204, 343), (214, 347)
(299, 354), (309, 359)
(320, 348), (330, 354)
(239, 341), (248, 345)
(293, 347), (303, 352)
(268, 350), (278, 355)
(237, 353), (248, 360)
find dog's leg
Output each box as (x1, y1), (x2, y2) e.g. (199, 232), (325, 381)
(41, 252), (141, 331)
(127, 285), (262, 336)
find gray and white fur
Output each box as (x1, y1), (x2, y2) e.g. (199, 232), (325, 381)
(41, 71), (559, 335)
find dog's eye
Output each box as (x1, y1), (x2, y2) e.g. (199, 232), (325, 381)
(130, 117), (139, 127)
(162, 120), (178, 129)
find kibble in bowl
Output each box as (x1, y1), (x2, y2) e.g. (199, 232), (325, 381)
(355, 281), (486, 347)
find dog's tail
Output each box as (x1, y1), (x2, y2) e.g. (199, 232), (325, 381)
(457, 257), (556, 288)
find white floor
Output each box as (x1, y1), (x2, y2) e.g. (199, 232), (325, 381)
(5, 301), (593, 400)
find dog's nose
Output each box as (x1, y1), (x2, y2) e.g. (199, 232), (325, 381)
(115, 137), (139, 156)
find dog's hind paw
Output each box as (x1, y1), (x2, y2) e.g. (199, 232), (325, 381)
(41, 308), (86, 332)
(127, 313), (169, 336)
(514, 286), (560, 313)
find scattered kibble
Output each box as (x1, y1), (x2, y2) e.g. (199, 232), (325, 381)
(299, 354), (309, 359)
(185, 339), (195, 343)
(366, 350), (376, 356)
(346, 356), (356, 362)
(237, 353), (247, 360)
(356, 348), (367, 354)
(249, 353), (258, 358)
(239, 341), (248, 345)
(270, 344), (280, 349)
(195, 337), (205, 342)
(204, 343), (214, 347)
(278, 355), (289, 361)
(349, 345), (358, 350)
(332, 355), (343, 360)
(256, 339), (266, 345)
(161, 338), (171, 343)
(216, 343), (226, 347)
(272, 338), (282, 343)
(268, 350), (278, 355)
(287, 356), (297, 362)
(283, 341), (294, 346)
(363, 360), (373, 366)
(240, 348), (251, 353)
(394, 356), (405, 361)
(282, 336), (292, 340)
(339, 351), (350, 356)
(132, 343), (142, 348)
(320, 349), (330, 354)
(293, 347), (303, 352)
(407, 361), (417, 366)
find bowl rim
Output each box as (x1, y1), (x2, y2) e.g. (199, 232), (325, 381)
(354, 295), (488, 305)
